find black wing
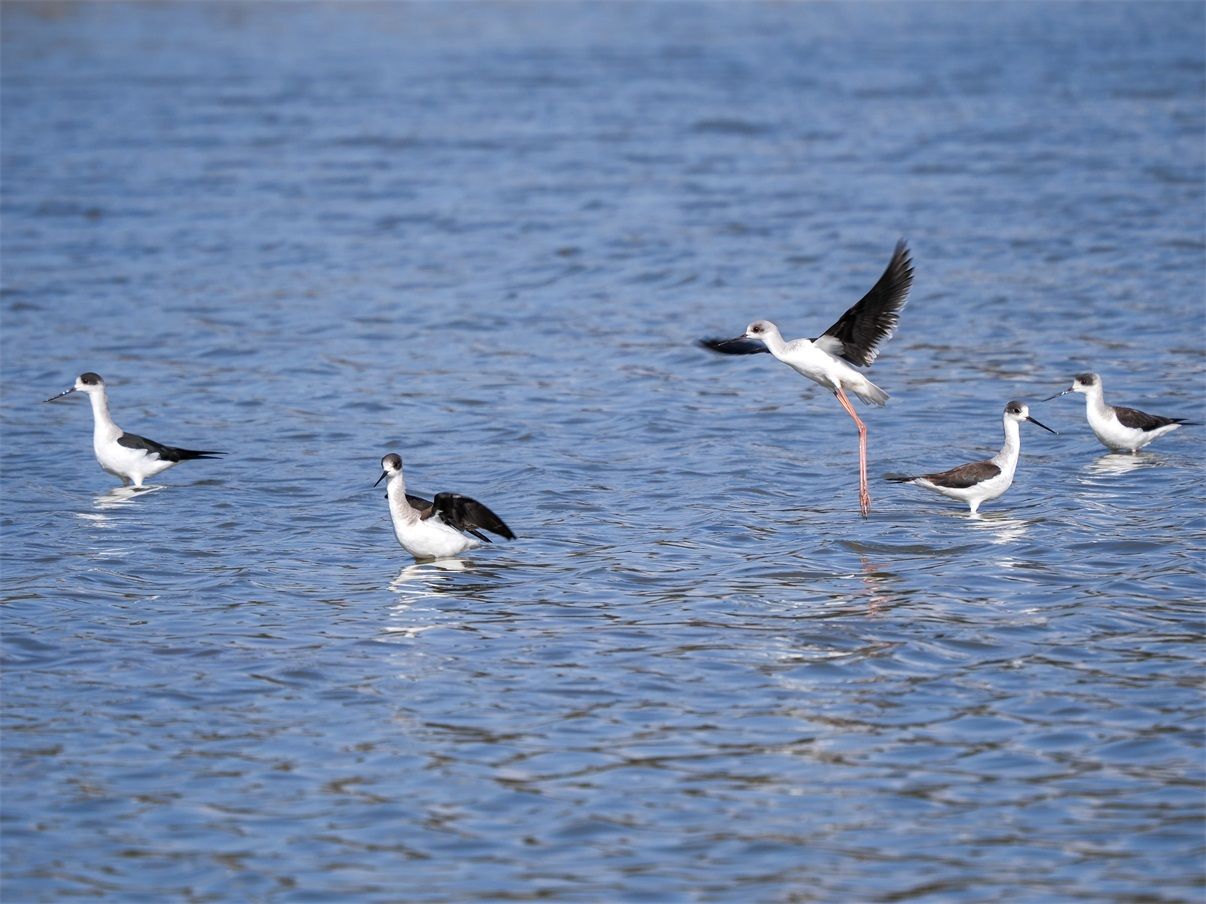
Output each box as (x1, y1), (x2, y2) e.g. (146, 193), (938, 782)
(1113, 406), (1184, 432)
(117, 432), (224, 462)
(913, 460), (1000, 489)
(696, 336), (770, 356)
(427, 493), (515, 542)
(405, 493), (434, 515)
(814, 240), (913, 367)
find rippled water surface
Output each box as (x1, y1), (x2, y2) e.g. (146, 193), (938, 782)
(3, 3), (1204, 901)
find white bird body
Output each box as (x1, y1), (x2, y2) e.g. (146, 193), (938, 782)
(758, 324), (890, 406)
(699, 241), (913, 515)
(375, 453), (515, 562)
(46, 372), (223, 487)
(83, 389), (174, 486)
(1076, 376), (1183, 452)
(910, 417), (1022, 514)
(891, 401), (1056, 514)
(385, 475), (481, 560)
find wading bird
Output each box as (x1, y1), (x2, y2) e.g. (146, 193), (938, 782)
(887, 400), (1056, 514)
(45, 372), (223, 487)
(1043, 372), (1195, 453)
(699, 240), (913, 515)
(375, 453), (515, 560)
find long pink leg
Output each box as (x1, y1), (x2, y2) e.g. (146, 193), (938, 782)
(834, 386), (870, 516)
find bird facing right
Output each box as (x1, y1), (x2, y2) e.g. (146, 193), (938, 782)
(888, 401), (1057, 514)
(1044, 372), (1196, 453)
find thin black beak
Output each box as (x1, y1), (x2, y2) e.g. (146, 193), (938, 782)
(373, 471), (388, 487)
(44, 387), (76, 402)
(1026, 415), (1058, 435)
(1039, 388), (1071, 402)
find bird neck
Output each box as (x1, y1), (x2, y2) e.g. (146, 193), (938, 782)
(386, 474), (418, 523)
(1082, 384), (1109, 419)
(761, 328), (790, 358)
(995, 416), (1022, 473)
(88, 389), (120, 441)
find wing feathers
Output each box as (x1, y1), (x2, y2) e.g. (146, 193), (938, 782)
(1112, 406), (1182, 432)
(818, 240), (913, 367)
(696, 337), (770, 356)
(406, 493), (434, 516)
(116, 432), (224, 461)
(430, 493), (515, 541)
(915, 460), (1000, 489)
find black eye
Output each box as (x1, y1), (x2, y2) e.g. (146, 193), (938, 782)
(751, 325), (762, 333)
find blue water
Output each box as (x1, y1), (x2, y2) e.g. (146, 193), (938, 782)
(2, 3), (1203, 901)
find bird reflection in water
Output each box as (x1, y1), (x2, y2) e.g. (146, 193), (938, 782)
(967, 510), (1031, 546)
(856, 555), (900, 616)
(383, 559), (513, 640)
(75, 485), (165, 528)
(94, 484), (165, 508)
(1085, 450), (1162, 478)
(390, 558), (468, 589)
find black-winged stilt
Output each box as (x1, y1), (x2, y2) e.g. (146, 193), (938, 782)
(1043, 372), (1196, 453)
(375, 453), (515, 560)
(45, 372), (223, 487)
(699, 240), (913, 515)
(887, 401), (1057, 514)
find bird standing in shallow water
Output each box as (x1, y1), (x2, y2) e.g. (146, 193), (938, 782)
(888, 401), (1057, 514)
(699, 240), (913, 515)
(376, 453), (515, 560)
(45, 372), (224, 487)
(1044, 372), (1196, 453)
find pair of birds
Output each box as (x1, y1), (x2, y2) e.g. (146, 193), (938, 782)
(46, 241), (1193, 557)
(44, 372), (514, 560)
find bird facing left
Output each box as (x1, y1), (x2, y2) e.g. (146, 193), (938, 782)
(375, 453), (515, 561)
(45, 372), (224, 487)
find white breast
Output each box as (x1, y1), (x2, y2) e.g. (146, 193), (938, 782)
(393, 517), (480, 560)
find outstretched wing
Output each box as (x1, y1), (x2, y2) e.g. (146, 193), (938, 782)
(117, 432), (224, 462)
(427, 493), (516, 542)
(814, 240), (913, 367)
(696, 336), (769, 356)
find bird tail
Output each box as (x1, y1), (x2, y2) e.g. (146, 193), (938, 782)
(173, 448), (225, 460)
(885, 474), (916, 484)
(849, 377), (889, 407)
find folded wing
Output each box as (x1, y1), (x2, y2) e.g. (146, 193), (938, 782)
(117, 432), (224, 461)
(914, 460), (1000, 489)
(1113, 406), (1184, 431)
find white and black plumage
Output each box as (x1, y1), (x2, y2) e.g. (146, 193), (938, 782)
(698, 240), (914, 515)
(45, 372), (224, 487)
(375, 453), (514, 560)
(888, 401), (1057, 514)
(1045, 372), (1196, 453)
